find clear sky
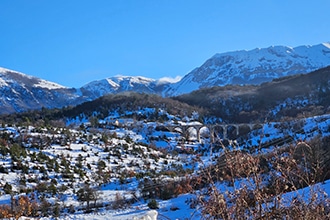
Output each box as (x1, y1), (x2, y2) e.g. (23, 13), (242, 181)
(1, 0), (329, 88)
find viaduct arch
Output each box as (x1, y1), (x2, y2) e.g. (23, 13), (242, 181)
(166, 123), (263, 143)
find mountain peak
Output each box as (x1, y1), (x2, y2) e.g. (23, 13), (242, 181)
(0, 67), (81, 114)
(0, 67), (66, 90)
(81, 75), (158, 99)
(110, 75), (156, 84)
(164, 43), (330, 96)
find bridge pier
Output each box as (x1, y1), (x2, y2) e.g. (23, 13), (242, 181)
(223, 126), (228, 140)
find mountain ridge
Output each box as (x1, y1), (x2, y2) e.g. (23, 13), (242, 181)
(163, 43), (330, 96)
(1, 42), (330, 114)
(0, 67), (82, 114)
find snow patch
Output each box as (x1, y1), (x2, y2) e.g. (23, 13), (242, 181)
(34, 79), (66, 89)
(322, 42), (330, 50)
(157, 76), (182, 85)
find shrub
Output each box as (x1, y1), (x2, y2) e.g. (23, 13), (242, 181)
(3, 182), (12, 194)
(147, 199), (159, 209)
(112, 192), (129, 209)
(76, 184), (99, 211)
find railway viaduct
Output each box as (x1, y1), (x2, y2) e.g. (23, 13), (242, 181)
(164, 123), (264, 142)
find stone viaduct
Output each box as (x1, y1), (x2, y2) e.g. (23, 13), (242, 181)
(165, 123), (264, 143)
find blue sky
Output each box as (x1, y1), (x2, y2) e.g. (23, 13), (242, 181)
(1, 0), (329, 88)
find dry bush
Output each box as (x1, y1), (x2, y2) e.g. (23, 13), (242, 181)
(196, 138), (330, 220)
(0, 205), (11, 219)
(0, 195), (39, 219)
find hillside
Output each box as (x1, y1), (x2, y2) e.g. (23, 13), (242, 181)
(0, 99), (330, 219)
(2, 65), (330, 126)
(174, 66), (330, 123)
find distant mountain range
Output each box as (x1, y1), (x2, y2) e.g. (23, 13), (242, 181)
(1, 42), (330, 114)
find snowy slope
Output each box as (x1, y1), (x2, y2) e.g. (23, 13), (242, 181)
(0, 67), (82, 113)
(0, 67), (65, 89)
(164, 43), (330, 96)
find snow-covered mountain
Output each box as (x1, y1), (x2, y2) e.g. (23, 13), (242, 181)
(0, 67), (83, 114)
(83, 42), (330, 98)
(1, 42), (330, 114)
(163, 43), (330, 96)
(0, 69), (170, 113)
(81, 75), (167, 99)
